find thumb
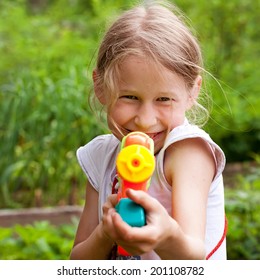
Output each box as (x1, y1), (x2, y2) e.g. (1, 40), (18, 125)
(126, 189), (159, 212)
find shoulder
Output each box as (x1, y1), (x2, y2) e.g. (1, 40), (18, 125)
(156, 121), (226, 187)
(76, 134), (120, 181)
(77, 134), (120, 160)
(164, 137), (216, 187)
(165, 121), (213, 145)
(158, 121), (225, 182)
(78, 134), (119, 151)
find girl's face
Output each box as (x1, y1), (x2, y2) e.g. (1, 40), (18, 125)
(99, 56), (200, 154)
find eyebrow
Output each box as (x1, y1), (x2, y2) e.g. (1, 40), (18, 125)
(119, 89), (179, 97)
(158, 91), (178, 96)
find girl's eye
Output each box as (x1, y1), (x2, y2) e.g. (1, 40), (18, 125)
(157, 97), (172, 102)
(120, 95), (138, 100)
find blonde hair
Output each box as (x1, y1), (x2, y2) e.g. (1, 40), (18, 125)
(93, 0), (209, 127)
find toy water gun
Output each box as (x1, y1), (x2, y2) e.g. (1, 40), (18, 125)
(115, 131), (155, 256)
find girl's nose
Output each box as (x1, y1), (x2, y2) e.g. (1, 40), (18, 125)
(134, 103), (157, 129)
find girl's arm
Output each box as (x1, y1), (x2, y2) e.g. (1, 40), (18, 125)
(103, 137), (215, 259)
(156, 137), (215, 259)
(70, 181), (115, 259)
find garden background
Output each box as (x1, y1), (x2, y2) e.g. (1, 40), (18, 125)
(0, 0), (259, 259)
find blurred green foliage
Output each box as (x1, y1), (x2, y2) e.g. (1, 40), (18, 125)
(225, 162), (260, 259)
(0, 219), (76, 259)
(0, 0), (259, 208)
(187, 0), (260, 162)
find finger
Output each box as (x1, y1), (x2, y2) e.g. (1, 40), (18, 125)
(112, 219), (160, 255)
(102, 194), (118, 214)
(102, 207), (115, 226)
(102, 208), (120, 241)
(111, 211), (138, 241)
(107, 194), (119, 206)
(112, 210), (154, 242)
(104, 194), (118, 208)
(102, 201), (112, 215)
(126, 189), (160, 212)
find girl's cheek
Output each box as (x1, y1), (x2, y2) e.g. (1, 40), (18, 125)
(115, 104), (136, 119)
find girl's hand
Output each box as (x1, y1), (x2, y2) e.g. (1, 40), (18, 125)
(101, 193), (119, 240)
(101, 189), (177, 256)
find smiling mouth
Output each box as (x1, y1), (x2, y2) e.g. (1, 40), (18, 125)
(125, 129), (162, 141)
(145, 132), (162, 140)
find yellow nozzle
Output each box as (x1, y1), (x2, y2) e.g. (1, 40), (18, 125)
(116, 144), (155, 183)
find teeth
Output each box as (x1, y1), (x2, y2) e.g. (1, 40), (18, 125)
(124, 130), (159, 140)
(147, 133), (157, 139)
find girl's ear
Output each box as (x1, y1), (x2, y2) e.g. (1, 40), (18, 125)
(93, 69), (106, 105)
(187, 75), (202, 109)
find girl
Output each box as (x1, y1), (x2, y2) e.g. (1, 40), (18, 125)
(70, 1), (227, 260)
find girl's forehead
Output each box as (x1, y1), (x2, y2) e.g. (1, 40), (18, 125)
(118, 55), (185, 85)
(119, 55), (159, 68)
(118, 55), (167, 80)
(115, 56), (189, 98)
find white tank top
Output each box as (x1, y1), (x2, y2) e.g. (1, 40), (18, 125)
(77, 122), (227, 260)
